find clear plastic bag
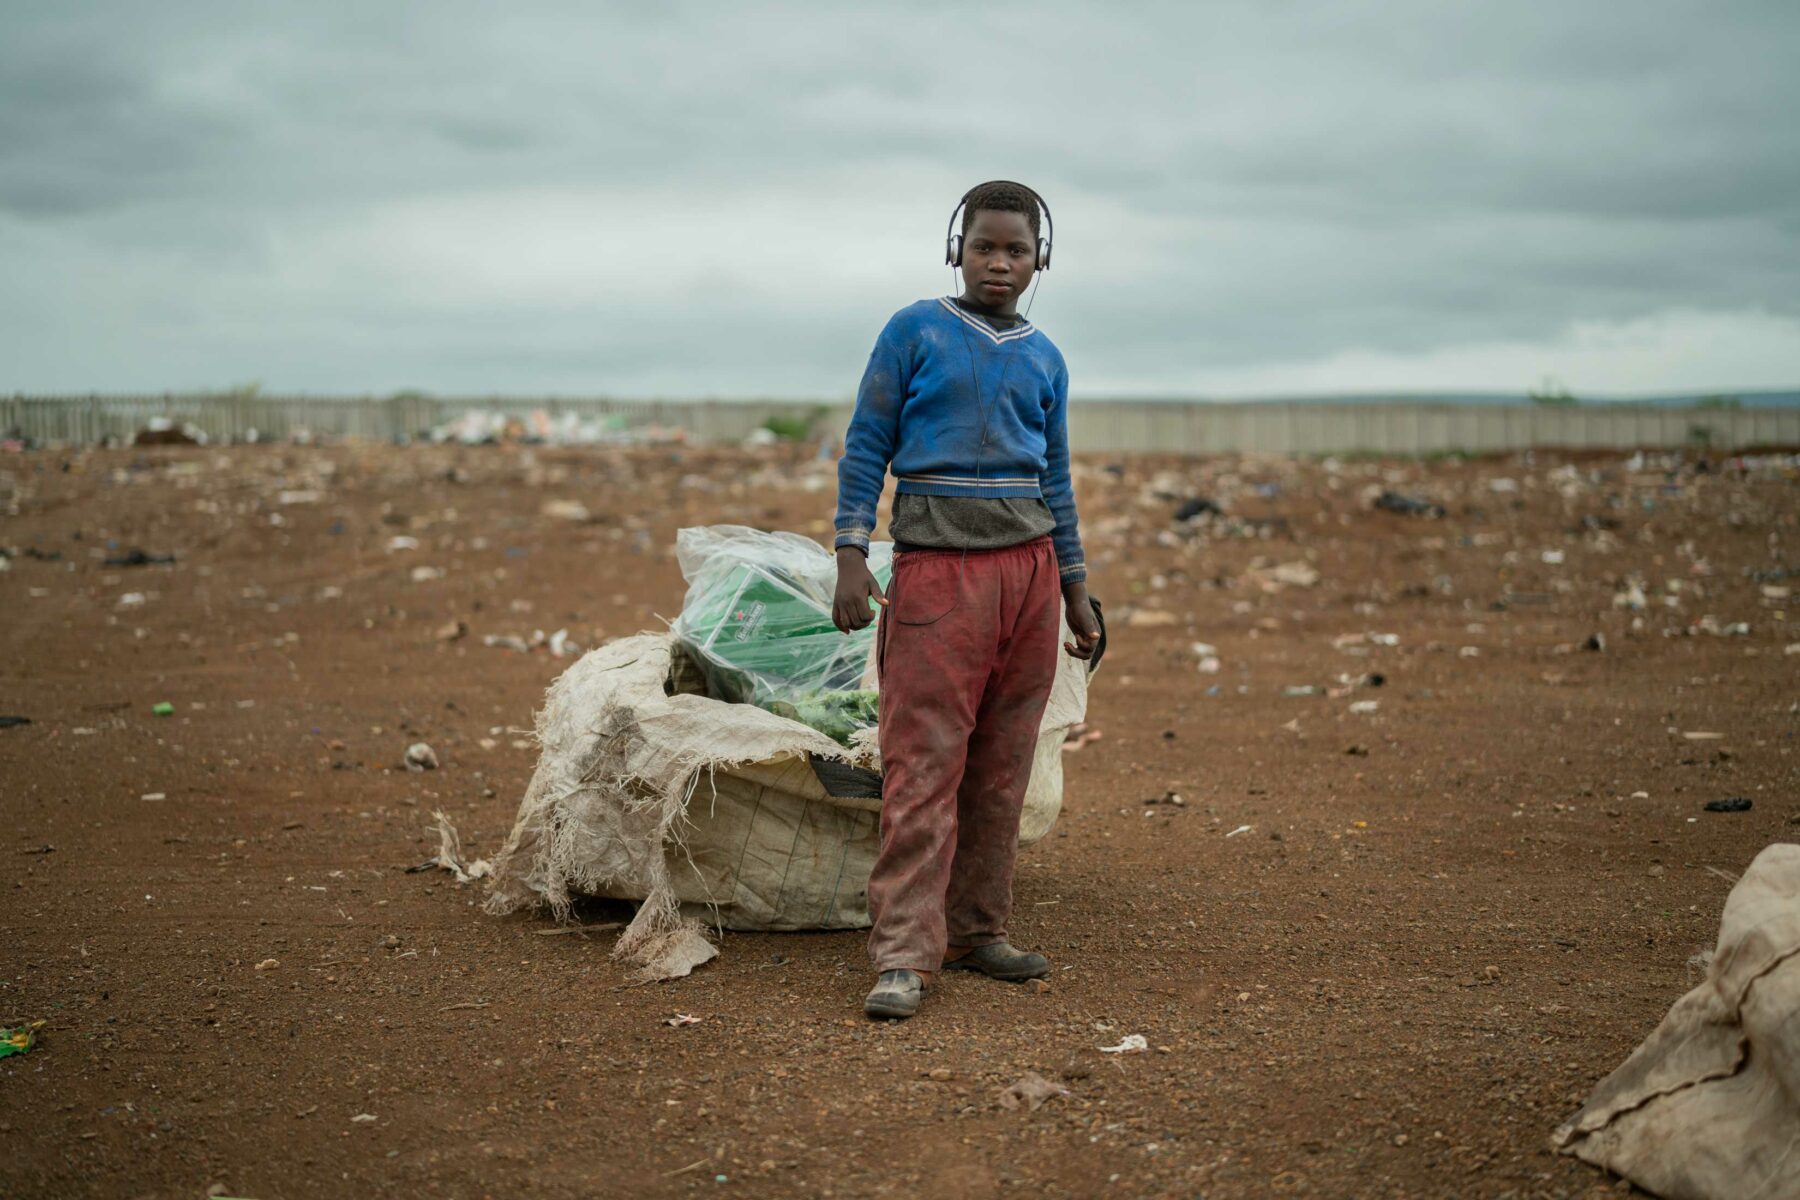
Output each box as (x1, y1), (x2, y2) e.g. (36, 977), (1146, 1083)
(672, 526), (893, 745)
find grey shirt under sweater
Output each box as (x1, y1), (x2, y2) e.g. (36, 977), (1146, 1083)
(887, 296), (1059, 554)
(889, 493), (1056, 551)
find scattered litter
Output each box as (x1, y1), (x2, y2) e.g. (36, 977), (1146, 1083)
(999, 1072), (1071, 1111)
(1282, 685), (1321, 698)
(1614, 581), (1648, 611)
(133, 417), (204, 446)
(403, 742), (439, 771)
(1249, 560), (1320, 591)
(408, 810), (491, 883)
(1374, 491), (1445, 518)
(140, 792), (165, 801)
(481, 629), (582, 657)
(1225, 824), (1253, 838)
(118, 592), (147, 608)
(1, 1020), (46, 1058)
(152, 702), (174, 717)
(103, 549), (176, 568)
(438, 1001), (489, 1012)
(1703, 797), (1753, 813)
(541, 499), (593, 523)
(409, 565), (444, 583)
(1142, 791), (1186, 807)
(1584, 633), (1606, 652)
(350, 1113), (378, 1124)
(1173, 497), (1222, 522)
(0, 716), (30, 730)
(1682, 731), (1724, 741)
(386, 536), (419, 552)
(1348, 700), (1380, 715)
(1099, 1034), (1148, 1054)
(1061, 723), (1103, 752)
(435, 619), (468, 642)
(255, 959), (279, 971)
(664, 1013), (703, 1027)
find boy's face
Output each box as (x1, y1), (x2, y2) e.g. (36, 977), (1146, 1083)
(960, 208), (1037, 312)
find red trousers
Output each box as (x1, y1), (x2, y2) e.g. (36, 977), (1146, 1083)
(867, 536), (1062, 972)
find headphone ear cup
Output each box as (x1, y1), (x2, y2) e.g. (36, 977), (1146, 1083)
(1038, 238), (1050, 271)
(948, 234), (963, 267)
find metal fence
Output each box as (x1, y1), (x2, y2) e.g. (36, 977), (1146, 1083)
(4, 392), (1796, 454)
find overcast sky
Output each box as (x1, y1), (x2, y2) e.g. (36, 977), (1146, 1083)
(3, 2), (1797, 399)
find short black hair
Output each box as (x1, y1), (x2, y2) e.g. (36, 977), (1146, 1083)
(962, 181), (1041, 241)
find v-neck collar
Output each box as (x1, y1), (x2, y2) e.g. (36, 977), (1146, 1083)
(938, 296), (1037, 345)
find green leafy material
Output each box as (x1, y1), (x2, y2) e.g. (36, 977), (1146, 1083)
(764, 690), (879, 747)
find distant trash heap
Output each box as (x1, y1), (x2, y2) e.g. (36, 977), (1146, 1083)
(429, 408), (687, 447)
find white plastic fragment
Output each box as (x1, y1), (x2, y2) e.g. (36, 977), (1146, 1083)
(1099, 1034), (1148, 1054)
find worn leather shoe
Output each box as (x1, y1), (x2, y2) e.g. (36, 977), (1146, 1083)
(943, 943), (1051, 982)
(864, 969), (926, 1019)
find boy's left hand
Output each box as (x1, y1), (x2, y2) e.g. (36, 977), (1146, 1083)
(1062, 581), (1101, 660)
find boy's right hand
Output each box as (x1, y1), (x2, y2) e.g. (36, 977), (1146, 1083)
(831, 547), (887, 633)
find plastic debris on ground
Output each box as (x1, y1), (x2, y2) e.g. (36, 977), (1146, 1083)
(671, 525), (893, 746)
(406, 810), (491, 883)
(999, 1072), (1071, 1111)
(1099, 1034), (1148, 1054)
(1, 1020), (46, 1058)
(1373, 490), (1446, 518)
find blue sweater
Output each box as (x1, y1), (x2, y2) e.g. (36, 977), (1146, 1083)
(834, 297), (1086, 583)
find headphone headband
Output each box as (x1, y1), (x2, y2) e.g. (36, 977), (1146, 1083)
(946, 180), (1053, 272)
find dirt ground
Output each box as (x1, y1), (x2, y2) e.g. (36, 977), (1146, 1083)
(3, 439), (1796, 1199)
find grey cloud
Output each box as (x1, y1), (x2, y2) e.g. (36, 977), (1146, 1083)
(1, 0), (1796, 394)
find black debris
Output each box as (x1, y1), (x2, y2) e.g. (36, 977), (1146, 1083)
(1374, 491), (1446, 519)
(1173, 497), (1222, 522)
(103, 549), (177, 568)
(1703, 797), (1753, 813)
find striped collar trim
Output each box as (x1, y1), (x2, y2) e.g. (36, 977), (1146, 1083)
(937, 296), (1037, 345)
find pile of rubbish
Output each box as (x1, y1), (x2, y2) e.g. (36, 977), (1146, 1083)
(484, 525), (1093, 979)
(429, 408), (685, 447)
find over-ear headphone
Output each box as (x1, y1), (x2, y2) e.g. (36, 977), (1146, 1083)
(946, 180), (1053, 273)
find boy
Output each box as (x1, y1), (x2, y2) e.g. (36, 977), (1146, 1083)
(831, 179), (1100, 1020)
